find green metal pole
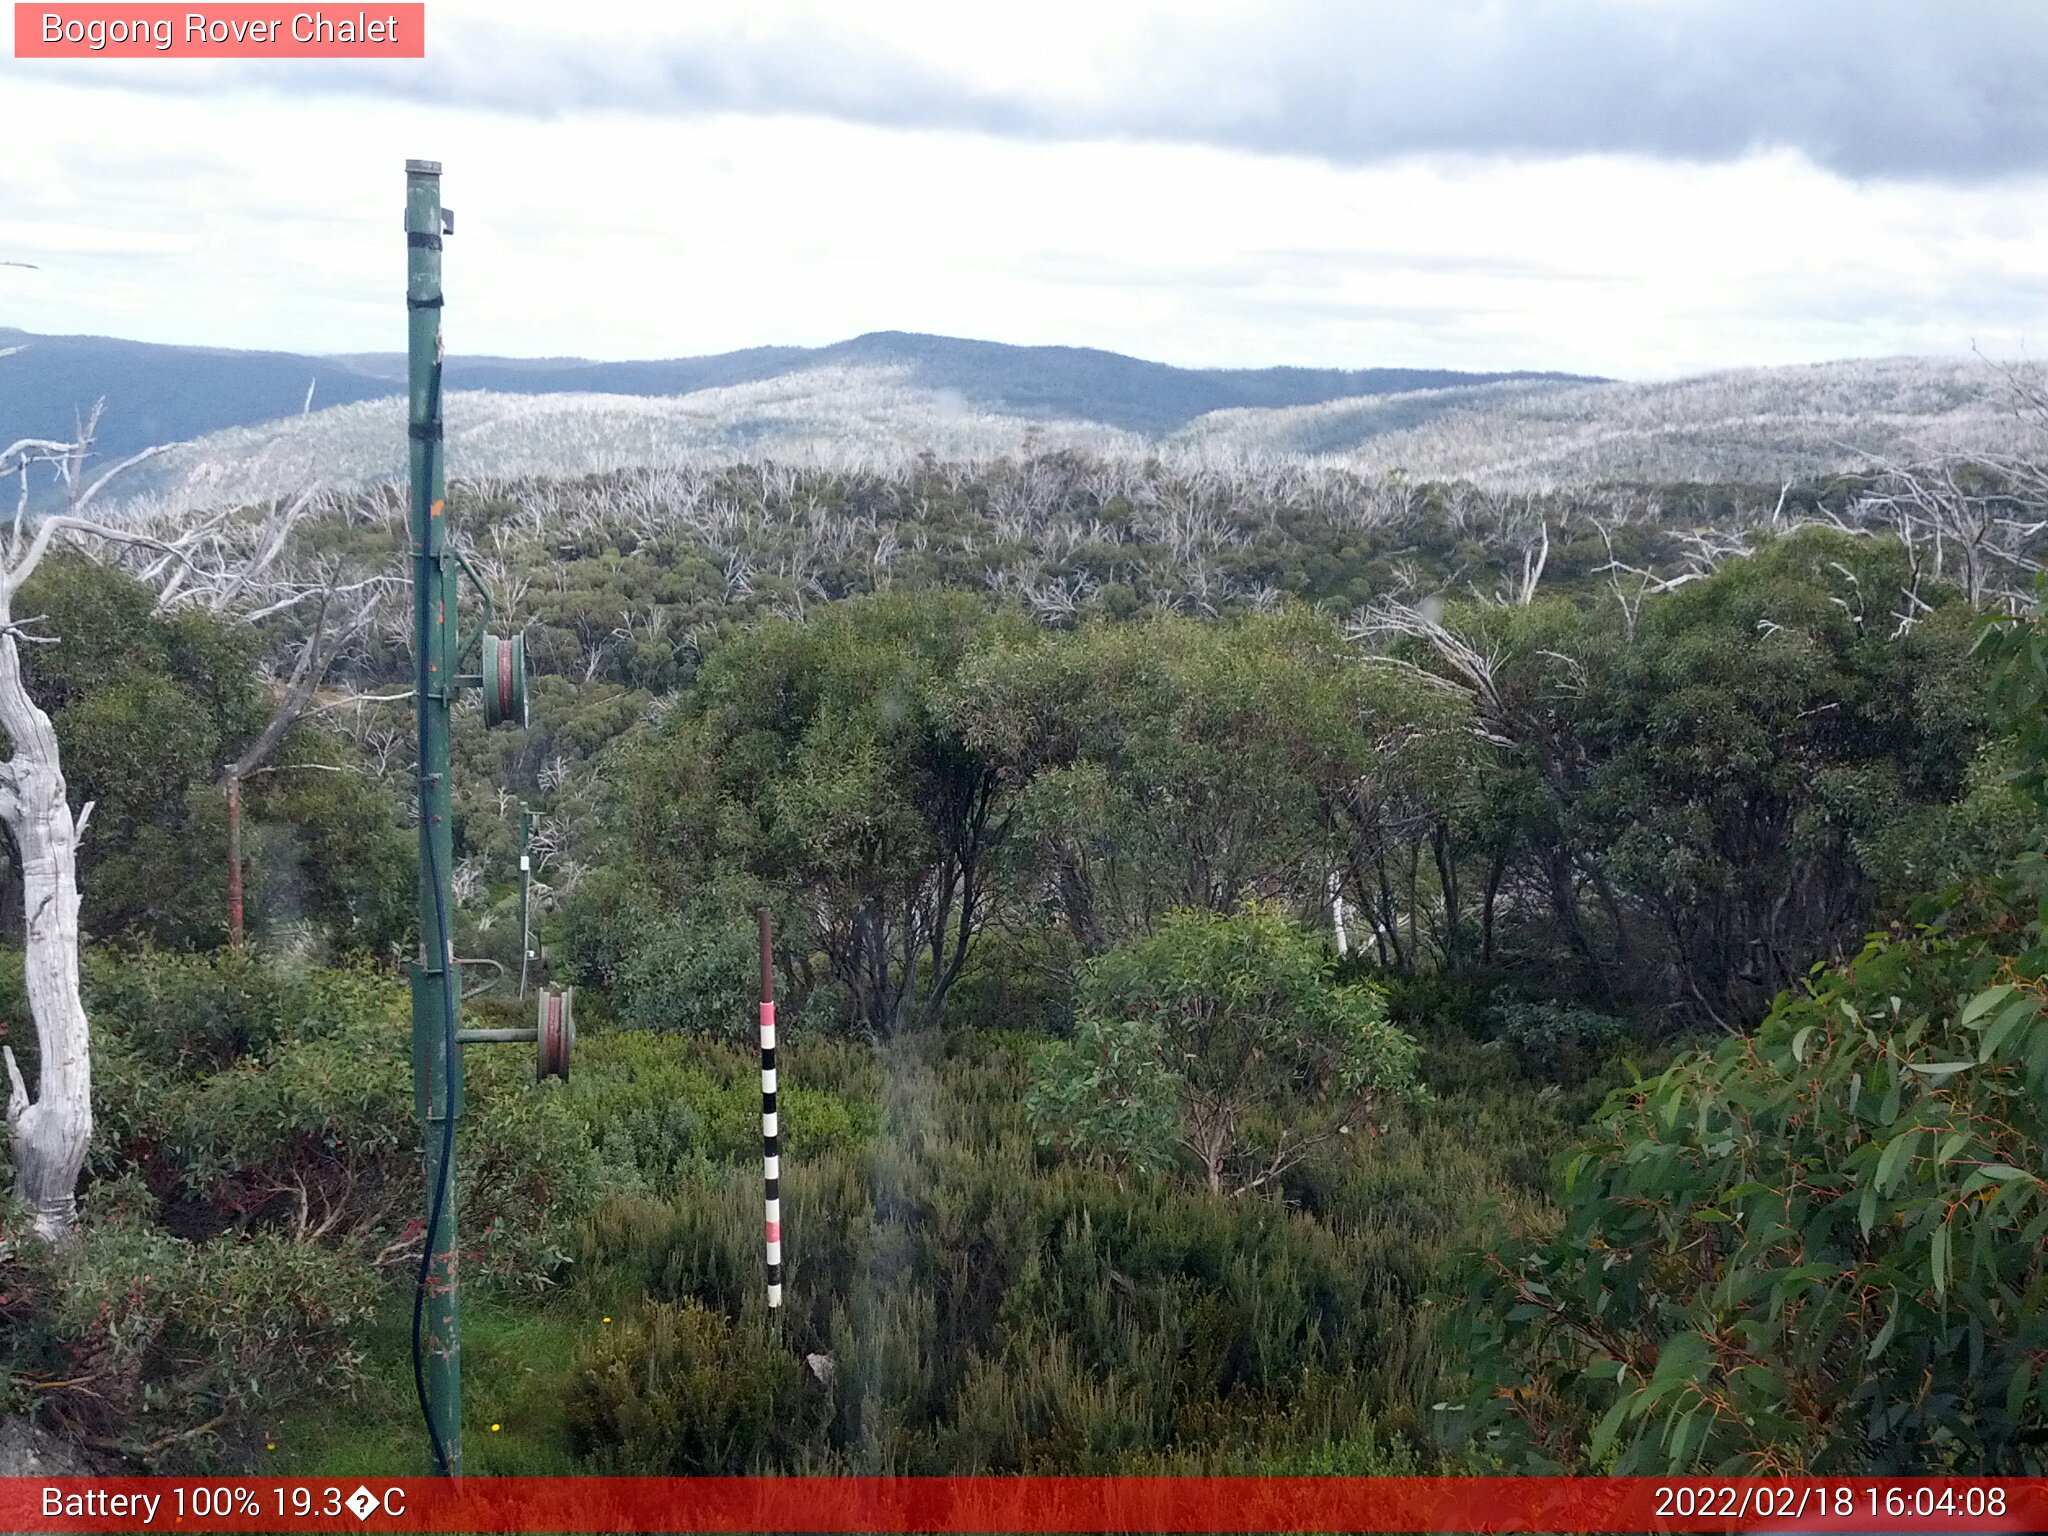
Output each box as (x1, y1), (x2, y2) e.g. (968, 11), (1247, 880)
(405, 157), (462, 1477)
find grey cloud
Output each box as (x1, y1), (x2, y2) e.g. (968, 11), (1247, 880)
(29, 1), (2048, 182)
(24, 25), (1046, 138)
(1118, 0), (2048, 182)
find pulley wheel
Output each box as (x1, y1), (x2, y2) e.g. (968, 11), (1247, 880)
(537, 986), (573, 1080)
(482, 632), (529, 729)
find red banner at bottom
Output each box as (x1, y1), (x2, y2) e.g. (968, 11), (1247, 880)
(7, 1476), (2044, 1533)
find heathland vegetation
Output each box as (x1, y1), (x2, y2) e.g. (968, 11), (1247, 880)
(0, 438), (2044, 1476)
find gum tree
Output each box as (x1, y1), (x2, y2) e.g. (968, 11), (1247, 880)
(1026, 904), (1427, 1195)
(0, 417), (177, 1241)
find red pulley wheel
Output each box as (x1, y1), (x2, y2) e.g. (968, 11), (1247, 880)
(481, 632), (529, 729)
(537, 986), (573, 1080)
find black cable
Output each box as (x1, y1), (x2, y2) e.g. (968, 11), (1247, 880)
(412, 792), (460, 1477)
(410, 336), (460, 1479)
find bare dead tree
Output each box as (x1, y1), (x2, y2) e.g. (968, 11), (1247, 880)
(1493, 515), (1549, 607)
(1847, 456), (2048, 613)
(1350, 600), (1513, 725)
(0, 385), (420, 1240)
(0, 413), (225, 1243)
(1021, 572), (1092, 626)
(220, 577), (395, 946)
(1588, 520), (1723, 641)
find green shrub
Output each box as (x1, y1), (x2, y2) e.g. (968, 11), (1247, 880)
(1487, 999), (1630, 1084)
(84, 950), (608, 1288)
(569, 1030), (873, 1186)
(1454, 929), (2048, 1474)
(556, 867), (673, 996)
(943, 924), (1079, 1037)
(601, 882), (764, 1043)
(0, 1216), (379, 1468)
(84, 948), (393, 1075)
(1377, 970), (1509, 1038)
(1027, 906), (1426, 1194)
(568, 1029), (1518, 1474)
(615, 915), (758, 1041)
(566, 1299), (805, 1472)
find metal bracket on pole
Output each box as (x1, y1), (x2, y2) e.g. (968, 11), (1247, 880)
(450, 543), (494, 674)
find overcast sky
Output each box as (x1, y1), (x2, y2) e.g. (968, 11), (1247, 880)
(3, 0), (2045, 378)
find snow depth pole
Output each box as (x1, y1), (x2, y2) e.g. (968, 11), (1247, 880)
(406, 156), (462, 1477)
(759, 906), (782, 1312)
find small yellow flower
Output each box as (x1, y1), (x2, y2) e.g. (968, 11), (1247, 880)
(602, 1316), (612, 1324)
(490, 1423), (502, 1433)
(265, 1442), (276, 1451)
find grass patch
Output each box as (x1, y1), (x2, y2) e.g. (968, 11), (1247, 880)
(265, 1290), (594, 1476)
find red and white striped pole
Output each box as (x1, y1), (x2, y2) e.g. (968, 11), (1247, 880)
(758, 906), (782, 1311)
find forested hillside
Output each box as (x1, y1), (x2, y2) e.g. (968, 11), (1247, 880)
(22, 342), (2034, 511)
(1, 439), (2044, 1478)
(0, 327), (1581, 487)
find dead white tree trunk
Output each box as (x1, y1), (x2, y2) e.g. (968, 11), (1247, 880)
(0, 577), (92, 1243)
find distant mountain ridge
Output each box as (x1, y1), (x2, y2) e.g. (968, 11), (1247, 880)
(9, 326), (2033, 508)
(72, 354), (2037, 514)
(0, 326), (1592, 468)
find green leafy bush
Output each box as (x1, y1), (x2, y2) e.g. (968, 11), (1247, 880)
(1487, 999), (1630, 1084)
(3, 553), (409, 954)
(1026, 905), (1426, 1194)
(84, 948), (394, 1078)
(943, 923), (1079, 1038)
(568, 1026), (1506, 1474)
(84, 950), (608, 1287)
(1454, 932), (2048, 1473)
(556, 867), (667, 997)
(567, 1299), (806, 1472)
(0, 1217), (380, 1467)
(612, 896), (762, 1042)
(569, 1030), (873, 1188)
(614, 593), (1028, 1034)
(1446, 580), (2048, 1477)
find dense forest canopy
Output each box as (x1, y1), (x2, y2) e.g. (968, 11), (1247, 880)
(1, 446), (2044, 1477)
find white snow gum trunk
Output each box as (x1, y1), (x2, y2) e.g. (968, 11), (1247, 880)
(0, 594), (92, 1246)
